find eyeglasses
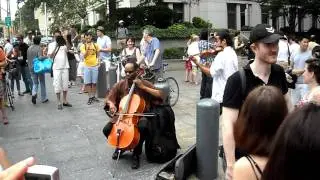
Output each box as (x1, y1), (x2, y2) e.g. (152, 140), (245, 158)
(125, 70), (135, 74)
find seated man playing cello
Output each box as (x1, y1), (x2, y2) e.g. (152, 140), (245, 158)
(103, 61), (164, 169)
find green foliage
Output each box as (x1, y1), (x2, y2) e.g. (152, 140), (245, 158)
(163, 47), (185, 59)
(192, 17), (212, 29)
(114, 6), (175, 29)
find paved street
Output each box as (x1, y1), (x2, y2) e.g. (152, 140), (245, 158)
(0, 62), (222, 180)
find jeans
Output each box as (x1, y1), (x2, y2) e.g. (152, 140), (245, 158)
(83, 66), (99, 84)
(31, 72), (47, 101)
(20, 66), (33, 92)
(10, 78), (20, 92)
(291, 84), (309, 106)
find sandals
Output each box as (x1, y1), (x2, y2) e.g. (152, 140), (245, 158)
(87, 98), (93, 105)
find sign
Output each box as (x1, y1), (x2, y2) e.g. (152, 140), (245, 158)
(5, 17), (11, 27)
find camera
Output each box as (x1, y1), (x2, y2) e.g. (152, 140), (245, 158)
(24, 165), (59, 180)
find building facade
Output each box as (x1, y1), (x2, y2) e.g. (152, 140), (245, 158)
(87, 0), (318, 31)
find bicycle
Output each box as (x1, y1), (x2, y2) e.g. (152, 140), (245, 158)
(4, 59), (16, 111)
(141, 62), (180, 107)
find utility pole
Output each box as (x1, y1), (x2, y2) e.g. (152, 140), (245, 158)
(44, 2), (48, 39)
(7, 0), (11, 39)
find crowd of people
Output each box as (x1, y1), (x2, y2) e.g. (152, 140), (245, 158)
(1, 21), (320, 179)
(184, 24), (320, 180)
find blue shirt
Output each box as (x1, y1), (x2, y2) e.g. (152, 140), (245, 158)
(97, 35), (112, 60)
(293, 50), (312, 84)
(144, 37), (162, 70)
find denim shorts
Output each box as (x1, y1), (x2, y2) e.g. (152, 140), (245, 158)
(83, 66), (99, 84)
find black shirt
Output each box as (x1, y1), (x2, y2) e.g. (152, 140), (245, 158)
(18, 43), (29, 67)
(223, 63), (288, 109)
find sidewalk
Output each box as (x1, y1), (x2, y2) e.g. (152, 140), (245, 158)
(0, 69), (214, 179)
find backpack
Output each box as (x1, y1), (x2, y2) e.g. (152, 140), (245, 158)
(145, 105), (180, 163)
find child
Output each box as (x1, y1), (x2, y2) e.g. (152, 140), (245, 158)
(187, 34), (200, 85)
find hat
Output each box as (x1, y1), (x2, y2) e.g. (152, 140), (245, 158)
(97, 26), (104, 32)
(119, 20), (124, 24)
(249, 24), (281, 44)
(27, 30), (32, 34)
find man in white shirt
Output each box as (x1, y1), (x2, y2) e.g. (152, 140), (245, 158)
(96, 26), (112, 70)
(47, 30), (62, 77)
(288, 36), (300, 63)
(191, 30), (238, 113)
(276, 35), (290, 69)
(24, 30), (33, 46)
(4, 39), (13, 57)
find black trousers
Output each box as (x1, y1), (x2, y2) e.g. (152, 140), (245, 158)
(200, 72), (213, 99)
(103, 117), (149, 156)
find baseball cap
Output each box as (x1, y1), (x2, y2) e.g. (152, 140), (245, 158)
(119, 20), (124, 24)
(249, 24), (281, 44)
(97, 26), (104, 32)
(27, 30), (33, 34)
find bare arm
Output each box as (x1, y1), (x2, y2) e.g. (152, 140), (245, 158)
(192, 56), (211, 76)
(284, 93), (293, 112)
(222, 107), (239, 179)
(136, 49), (143, 64)
(150, 49), (160, 66)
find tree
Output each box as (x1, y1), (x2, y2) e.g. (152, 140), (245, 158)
(257, 0), (320, 31)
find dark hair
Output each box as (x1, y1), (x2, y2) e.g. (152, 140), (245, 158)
(262, 103), (320, 180)
(56, 36), (66, 46)
(85, 32), (93, 37)
(305, 58), (320, 84)
(126, 37), (135, 45)
(298, 35), (309, 42)
(53, 29), (61, 35)
(234, 86), (288, 156)
(235, 31), (240, 36)
(312, 45), (320, 59)
(199, 29), (208, 40)
(216, 30), (233, 47)
(33, 36), (41, 45)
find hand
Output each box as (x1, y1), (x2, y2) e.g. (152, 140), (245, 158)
(109, 103), (117, 116)
(0, 157), (35, 180)
(133, 79), (144, 89)
(190, 56), (198, 65)
(225, 165), (233, 180)
(148, 63), (154, 68)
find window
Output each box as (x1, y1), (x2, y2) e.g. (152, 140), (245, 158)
(173, 3), (184, 23)
(227, 3), (237, 29)
(261, 5), (269, 24)
(240, 4), (246, 28)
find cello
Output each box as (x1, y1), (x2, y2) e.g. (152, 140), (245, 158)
(107, 81), (145, 151)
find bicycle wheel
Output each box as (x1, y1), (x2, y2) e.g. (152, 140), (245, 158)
(166, 77), (179, 107)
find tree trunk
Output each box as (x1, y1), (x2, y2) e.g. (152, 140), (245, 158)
(288, 7), (297, 32)
(312, 13), (318, 28)
(108, 0), (117, 29)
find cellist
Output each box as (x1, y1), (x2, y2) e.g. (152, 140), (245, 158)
(103, 60), (164, 169)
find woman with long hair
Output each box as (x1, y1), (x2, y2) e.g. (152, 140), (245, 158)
(233, 86), (288, 180)
(52, 36), (72, 110)
(262, 103), (320, 180)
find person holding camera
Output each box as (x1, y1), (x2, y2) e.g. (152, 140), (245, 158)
(80, 32), (101, 105)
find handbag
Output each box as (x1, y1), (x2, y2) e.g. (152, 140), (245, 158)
(33, 57), (53, 74)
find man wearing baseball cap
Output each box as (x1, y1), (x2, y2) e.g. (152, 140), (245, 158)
(115, 20), (129, 50)
(221, 24), (292, 180)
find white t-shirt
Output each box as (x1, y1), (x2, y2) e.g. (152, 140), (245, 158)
(52, 45), (69, 70)
(187, 41), (200, 66)
(277, 39), (290, 62)
(209, 46), (238, 103)
(289, 42), (300, 62)
(4, 43), (13, 55)
(47, 41), (57, 56)
(97, 35), (111, 59)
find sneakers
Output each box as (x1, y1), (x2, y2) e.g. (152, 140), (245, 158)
(92, 96), (100, 102)
(32, 94), (37, 104)
(131, 154), (140, 169)
(87, 98), (93, 105)
(63, 102), (72, 107)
